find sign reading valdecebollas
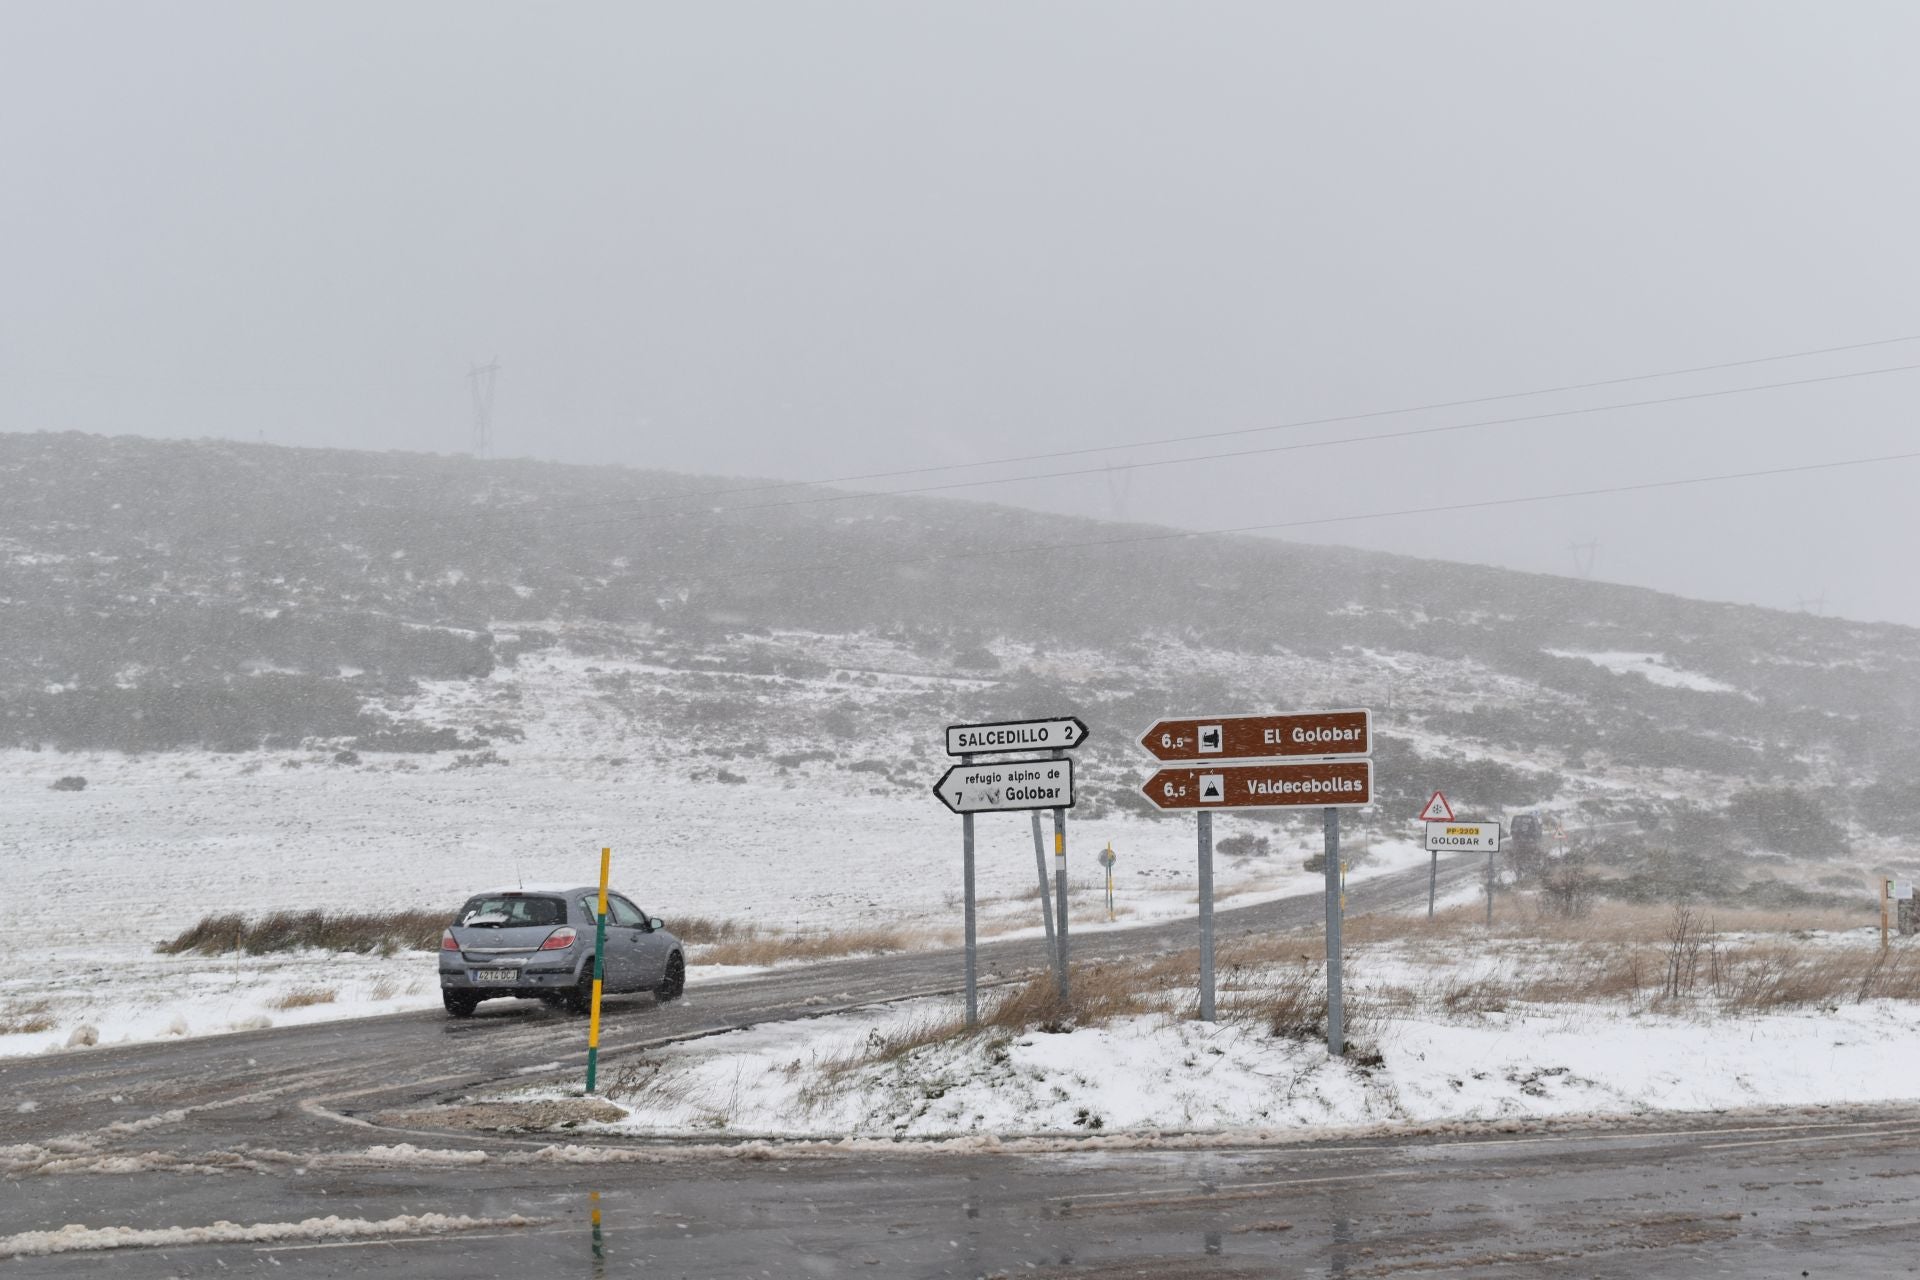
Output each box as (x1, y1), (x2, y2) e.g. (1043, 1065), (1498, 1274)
(1142, 760), (1374, 810)
(1138, 710), (1371, 762)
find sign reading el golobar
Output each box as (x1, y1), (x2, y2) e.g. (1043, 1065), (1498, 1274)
(1138, 710), (1371, 762)
(933, 757), (1075, 814)
(946, 716), (1089, 757)
(1424, 821), (1502, 853)
(1142, 759), (1372, 810)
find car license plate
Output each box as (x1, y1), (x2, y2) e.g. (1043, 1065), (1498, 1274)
(474, 968), (519, 983)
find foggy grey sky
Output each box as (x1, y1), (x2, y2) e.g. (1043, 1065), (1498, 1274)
(4, 3), (1918, 624)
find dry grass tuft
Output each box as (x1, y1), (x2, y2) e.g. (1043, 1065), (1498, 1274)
(982, 965), (1154, 1033)
(1218, 961), (1379, 1055)
(691, 925), (916, 967)
(792, 964), (1162, 1113)
(268, 986), (337, 1010)
(666, 915), (755, 947)
(0, 998), (55, 1036)
(158, 909), (448, 956)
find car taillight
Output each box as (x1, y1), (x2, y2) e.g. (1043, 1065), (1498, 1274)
(540, 927), (577, 951)
(441, 930), (460, 951)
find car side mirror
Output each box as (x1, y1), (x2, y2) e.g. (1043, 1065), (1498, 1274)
(650, 917), (664, 932)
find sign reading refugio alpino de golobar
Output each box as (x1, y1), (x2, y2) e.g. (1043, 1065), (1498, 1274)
(932, 757), (1075, 815)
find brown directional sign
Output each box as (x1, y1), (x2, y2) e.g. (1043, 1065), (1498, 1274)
(1138, 710), (1371, 762)
(1142, 760), (1373, 810)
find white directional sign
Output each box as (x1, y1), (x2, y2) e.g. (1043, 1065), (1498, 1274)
(946, 716), (1089, 757)
(933, 757), (1075, 814)
(1424, 821), (1502, 853)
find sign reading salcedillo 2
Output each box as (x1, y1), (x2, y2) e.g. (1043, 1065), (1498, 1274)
(1138, 710), (1371, 762)
(945, 716), (1089, 757)
(1141, 759), (1373, 810)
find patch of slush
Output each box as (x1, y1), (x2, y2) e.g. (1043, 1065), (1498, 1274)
(0, 1212), (536, 1257)
(1544, 649), (1739, 694)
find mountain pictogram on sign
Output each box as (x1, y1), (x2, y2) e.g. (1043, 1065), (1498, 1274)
(1416, 791), (1455, 822)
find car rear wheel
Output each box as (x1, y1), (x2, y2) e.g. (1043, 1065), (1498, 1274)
(564, 966), (597, 1016)
(443, 991), (478, 1018)
(655, 952), (685, 1002)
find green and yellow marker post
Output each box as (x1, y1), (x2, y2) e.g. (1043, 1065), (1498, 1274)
(586, 846), (610, 1093)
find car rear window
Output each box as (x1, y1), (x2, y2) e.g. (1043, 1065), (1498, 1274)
(457, 894), (566, 927)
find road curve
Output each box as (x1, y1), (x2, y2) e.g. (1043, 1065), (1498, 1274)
(9, 856), (1916, 1277)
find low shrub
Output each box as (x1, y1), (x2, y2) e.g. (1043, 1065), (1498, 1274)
(157, 909), (448, 955)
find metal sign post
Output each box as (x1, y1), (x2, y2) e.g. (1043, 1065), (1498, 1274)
(1097, 843), (1117, 921)
(1486, 848), (1496, 926)
(1324, 807), (1343, 1057)
(1031, 810), (1056, 958)
(1052, 747), (1070, 1004)
(962, 755), (978, 1026)
(585, 846), (611, 1094)
(1197, 812), (1215, 1021)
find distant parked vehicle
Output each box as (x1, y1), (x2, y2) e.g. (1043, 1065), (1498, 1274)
(1507, 813), (1547, 881)
(438, 884), (684, 1018)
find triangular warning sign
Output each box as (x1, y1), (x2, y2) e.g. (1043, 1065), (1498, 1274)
(1417, 791), (1454, 822)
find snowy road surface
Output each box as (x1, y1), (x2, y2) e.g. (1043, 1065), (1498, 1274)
(5, 860), (1918, 1277)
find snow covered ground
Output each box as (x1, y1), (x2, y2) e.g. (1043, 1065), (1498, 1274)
(1543, 649), (1740, 694)
(3, 640), (1899, 1074)
(0, 644), (1428, 1058)
(501, 932), (1920, 1141)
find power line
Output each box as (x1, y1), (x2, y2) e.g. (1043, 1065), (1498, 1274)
(570, 330), (1920, 513)
(670, 447), (1920, 588)
(538, 358), (1920, 534)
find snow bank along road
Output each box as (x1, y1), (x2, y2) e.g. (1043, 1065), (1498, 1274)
(5, 859), (1918, 1277)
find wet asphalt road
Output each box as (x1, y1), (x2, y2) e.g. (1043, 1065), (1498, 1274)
(5, 858), (1919, 1277)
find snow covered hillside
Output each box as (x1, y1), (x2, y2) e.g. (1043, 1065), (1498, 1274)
(3, 432), (1916, 1058)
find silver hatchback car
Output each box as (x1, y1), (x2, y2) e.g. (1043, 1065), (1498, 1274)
(439, 883), (685, 1018)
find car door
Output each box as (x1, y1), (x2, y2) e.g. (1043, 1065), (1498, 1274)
(605, 894), (658, 991)
(609, 893), (670, 990)
(580, 893), (634, 991)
